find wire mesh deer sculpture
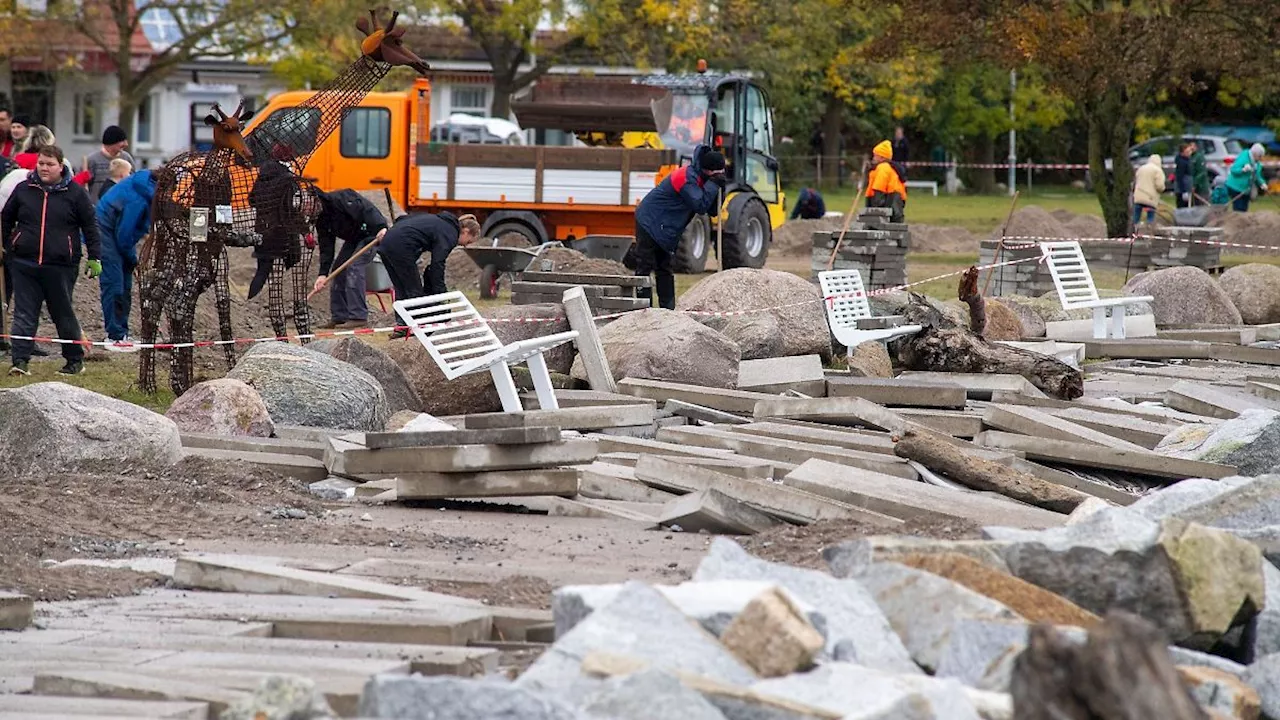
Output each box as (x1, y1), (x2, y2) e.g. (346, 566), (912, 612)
(138, 8), (429, 396)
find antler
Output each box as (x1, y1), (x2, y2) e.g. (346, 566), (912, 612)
(210, 103), (228, 121)
(231, 100), (244, 120)
(385, 10), (398, 33)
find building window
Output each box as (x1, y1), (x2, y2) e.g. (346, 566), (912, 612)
(135, 95), (155, 146)
(339, 107), (390, 159)
(450, 86), (488, 115)
(16, 0), (49, 12)
(11, 71), (53, 128)
(73, 93), (99, 140)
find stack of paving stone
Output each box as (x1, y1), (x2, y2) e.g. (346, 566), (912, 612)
(810, 208), (908, 289)
(511, 271), (652, 313)
(1080, 238), (1152, 272)
(1145, 226), (1224, 273)
(977, 240), (1057, 297)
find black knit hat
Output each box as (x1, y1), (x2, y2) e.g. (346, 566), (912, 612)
(701, 150), (726, 172)
(102, 125), (127, 146)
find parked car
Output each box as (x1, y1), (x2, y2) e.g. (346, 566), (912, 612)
(429, 113), (525, 145)
(1085, 134), (1244, 192)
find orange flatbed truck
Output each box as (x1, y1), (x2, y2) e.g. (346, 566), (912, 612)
(247, 70), (785, 274)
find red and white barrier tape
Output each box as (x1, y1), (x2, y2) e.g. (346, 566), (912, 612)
(897, 160), (1280, 171)
(992, 233), (1280, 253)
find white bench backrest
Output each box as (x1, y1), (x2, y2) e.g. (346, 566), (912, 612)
(818, 269), (873, 330)
(1040, 241), (1101, 308)
(393, 291), (504, 379)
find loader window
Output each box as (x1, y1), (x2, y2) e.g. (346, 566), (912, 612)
(744, 86), (772, 156)
(659, 93), (708, 157)
(340, 107), (391, 159)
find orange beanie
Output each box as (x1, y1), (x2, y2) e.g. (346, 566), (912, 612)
(873, 140), (893, 159)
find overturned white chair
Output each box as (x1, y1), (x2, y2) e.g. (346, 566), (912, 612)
(394, 291), (578, 412)
(1040, 241), (1154, 340)
(818, 269), (922, 357)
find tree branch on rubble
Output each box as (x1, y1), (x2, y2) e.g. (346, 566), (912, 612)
(957, 267), (986, 337)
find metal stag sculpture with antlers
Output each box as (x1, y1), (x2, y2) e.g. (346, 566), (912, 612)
(137, 8), (429, 396)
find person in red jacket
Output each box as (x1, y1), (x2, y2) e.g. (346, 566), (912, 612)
(1, 146), (102, 376)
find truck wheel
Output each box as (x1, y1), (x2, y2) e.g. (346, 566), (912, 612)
(479, 264), (501, 299)
(488, 221), (538, 247)
(722, 200), (771, 269)
(671, 215), (710, 274)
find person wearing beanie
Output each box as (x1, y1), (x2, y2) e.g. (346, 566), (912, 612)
(82, 124), (135, 203)
(632, 143), (726, 309)
(866, 140), (908, 222)
(1225, 142), (1269, 212)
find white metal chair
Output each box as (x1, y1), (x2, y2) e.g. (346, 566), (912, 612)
(1040, 241), (1154, 340)
(393, 291), (578, 413)
(818, 269), (922, 357)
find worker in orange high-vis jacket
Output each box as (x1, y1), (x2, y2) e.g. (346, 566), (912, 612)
(866, 140), (907, 222)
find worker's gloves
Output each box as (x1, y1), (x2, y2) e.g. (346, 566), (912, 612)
(85, 259), (102, 279)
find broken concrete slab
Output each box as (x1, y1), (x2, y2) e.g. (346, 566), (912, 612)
(578, 463), (678, 503)
(896, 372), (1048, 400)
(324, 436), (598, 476)
(975, 431), (1237, 480)
(729, 421), (897, 456)
(179, 432), (326, 460)
(664, 399), (751, 426)
(657, 425), (917, 480)
(1086, 338), (1280, 366)
(895, 408), (987, 439)
(719, 586), (824, 678)
(1048, 407), (1179, 449)
(618, 378), (779, 414)
(32, 671), (250, 718)
(180, 447), (328, 482)
(1165, 380), (1278, 420)
(826, 376), (968, 409)
(737, 355), (827, 397)
(395, 468), (579, 500)
(1249, 381), (1280, 404)
(308, 476), (358, 501)
(635, 455), (902, 527)
(563, 286), (618, 394)
(363, 425), (562, 449)
(657, 488), (780, 535)
(0, 695), (208, 719)
(464, 404), (655, 431)
(693, 538), (919, 674)
(1157, 327), (1259, 344)
(982, 404), (1147, 451)
(0, 591), (33, 630)
(783, 458), (1066, 529)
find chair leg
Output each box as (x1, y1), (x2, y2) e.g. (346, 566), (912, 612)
(527, 352), (560, 411)
(1092, 307), (1107, 340)
(1110, 307), (1126, 339)
(489, 363), (524, 413)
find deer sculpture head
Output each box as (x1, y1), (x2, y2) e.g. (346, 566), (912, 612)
(356, 9), (430, 75)
(204, 101), (254, 162)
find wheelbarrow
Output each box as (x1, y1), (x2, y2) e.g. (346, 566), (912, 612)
(464, 241), (557, 299)
(563, 235), (633, 264)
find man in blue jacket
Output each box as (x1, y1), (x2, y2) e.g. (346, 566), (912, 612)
(95, 169), (154, 347)
(633, 145), (725, 309)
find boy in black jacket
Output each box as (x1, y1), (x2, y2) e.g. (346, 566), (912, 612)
(1, 145), (101, 376)
(312, 189), (388, 329)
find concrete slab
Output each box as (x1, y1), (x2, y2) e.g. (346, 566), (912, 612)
(396, 468), (580, 500)
(1083, 338), (1280, 366)
(737, 356), (828, 397)
(354, 478), (397, 498)
(657, 488), (780, 535)
(729, 421), (896, 456)
(578, 463), (679, 503)
(656, 425), (917, 480)
(595, 422), (661, 439)
(895, 409), (986, 438)
(1048, 315), (1157, 341)
(547, 497), (662, 524)
(271, 425), (353, 441)
(982, 404), (1147, 451)
(994, 340), (1086, 367)
(38, 617), (274, 638)
(520, 390), (652, 409)
(1249, 381), (1280, 404)
(975, 431), (1237, 480)
(1164, 380), (1278, 420)
(664, 399), (751, 425)
(825, 376), (967, 408)
(633, 455), (902, 527)
(324, 436), (598, 476)
(67, 632), (498, 677)
(563, 285), (619, 393)
(1048, 407), (1179, 449)
(988, 390), (1210, 425)
(0, 591), (33, 630)
(783, 459), (1066, 529)
(364, 426), (561, 449)
(463, 404), (655, 431)
(180, 447), (328, 482)
(618, 378), (779, 414)
(134, 649), (409, 678)
(179, 433), (326, 460)
(0, 695), (207, 719)
(1158, 328), (1258, 345)
(895, 372), (1048, 399)
(118, 667), (369, 718)
(32, 671), (249, 717)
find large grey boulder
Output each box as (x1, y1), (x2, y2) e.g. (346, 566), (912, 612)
(308, 337), (423, 415)
(1244, 652), (1280, 719)
(850, 561), (1023, 672)
(357, 675), (579, 719)
(484, 303), (575, 375)
(581, 670), (726, 720)
(228, 342), (389, 431)
(1254, 562), (1280, 660)
(1128, 476), (1258, 521)
(516, 582), (757, 701)
(1220, 263), (1280, 325)
(1156, 409), (1276, 471)
(164, 378), (274, 437)
(751, 663), (983, 720)
(692, 538), (919, 674)
(572, 308), (740, 389)
(676, 268), (831, 361)
(385, 338), (503, 416)
(986, 508), (1265, 649)
(1122, 266), (1243, 326)
(0, 382), (182, 472)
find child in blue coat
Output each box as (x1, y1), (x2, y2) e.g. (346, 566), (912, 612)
(95, 169), (154, 346)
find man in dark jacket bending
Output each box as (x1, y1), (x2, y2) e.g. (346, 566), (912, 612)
(312, 189), (388, 329)
(633, 145), (725, 309)
(377, 211), (481, 338)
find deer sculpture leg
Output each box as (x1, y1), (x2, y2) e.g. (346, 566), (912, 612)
(291, 243), (314, 344)
(214, 247), (236, 369)
(166, 247), (216, 396)
(267, 259), (289, 340)
(136, 223), (179, 395)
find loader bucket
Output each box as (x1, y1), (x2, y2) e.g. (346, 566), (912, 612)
(512, 76), (672, 135)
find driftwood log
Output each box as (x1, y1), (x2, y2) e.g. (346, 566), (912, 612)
(1011, 611), (1208, 720)
(892, 429), (1087, 513)
(890, 292), (1084, 400)
(958, 266), (987, 337)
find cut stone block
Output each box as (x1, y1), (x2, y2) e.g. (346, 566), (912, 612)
(719, 586), (824, 678)
(826, 376), (968, 409)
(464, 404), (655, 431)
(737, 355), (827, 396)
(982, 404), (1147, 451)
(657, 488), (779, 535)
(730, 421), (896, 456)
(0, 591), (34, 630)
(364, 425), (562, 449)
(975, 431), (1237, 479)
(324, 436), (598, 476)
(396, 468), (579, 500)
(896, 371), (1048, 400)
(618, 378), (779, 414)
(693, 538), (919, 674)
